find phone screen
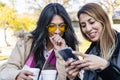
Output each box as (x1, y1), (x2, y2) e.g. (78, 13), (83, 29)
(58, 47), (79, 61)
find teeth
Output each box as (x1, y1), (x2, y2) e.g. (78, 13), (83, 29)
(89, 32), (96, 37)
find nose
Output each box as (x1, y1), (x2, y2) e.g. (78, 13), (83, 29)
(54, 27), (61, 34)
(86, 24), (92, 32)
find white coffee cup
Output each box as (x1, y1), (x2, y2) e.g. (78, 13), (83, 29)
(28, 68), (40, 80)
(40, 70), (57, 80)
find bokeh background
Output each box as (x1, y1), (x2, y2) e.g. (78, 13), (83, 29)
(0, 0), (120, 65)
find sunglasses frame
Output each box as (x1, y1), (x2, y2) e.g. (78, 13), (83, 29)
(47, 23), (68, 33)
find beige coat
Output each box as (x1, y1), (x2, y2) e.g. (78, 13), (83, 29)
(0, 32), (66, 80)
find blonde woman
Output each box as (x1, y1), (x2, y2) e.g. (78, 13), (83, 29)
(65, 3), (120, 80)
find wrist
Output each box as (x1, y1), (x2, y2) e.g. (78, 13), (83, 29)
(96, 61), (110, 72)
(67, 73), (80, 80)
(100, 61), (109, 70)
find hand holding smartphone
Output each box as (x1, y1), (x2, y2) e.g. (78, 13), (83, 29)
(58, 47), (79, 61)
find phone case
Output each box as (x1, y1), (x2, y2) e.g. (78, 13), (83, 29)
(58, 47), (79, 61)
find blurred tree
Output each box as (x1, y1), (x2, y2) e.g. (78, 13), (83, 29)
(25, 0), (72, 16)
(98, 0), (120, 24)
(0, 2), (15, 46)
(11, 15), (36, 31)
(78, 0), (120, 24)
(0, 2), (36, 46)
(0, 2), (36, 31)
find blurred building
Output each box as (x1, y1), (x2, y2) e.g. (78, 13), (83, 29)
(113, 11), (120, 24)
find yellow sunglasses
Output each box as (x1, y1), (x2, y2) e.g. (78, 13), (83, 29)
(47, 23), (68, 33)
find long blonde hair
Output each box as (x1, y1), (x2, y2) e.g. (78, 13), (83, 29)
(77, 3), (116, 60)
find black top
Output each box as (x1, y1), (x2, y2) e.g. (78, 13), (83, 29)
(68, 31), (120, 80)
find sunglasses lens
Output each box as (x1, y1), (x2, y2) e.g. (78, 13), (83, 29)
(59, 24), (67, 32)
(47, 24), (67, 33)
(48, 24), (57, 33)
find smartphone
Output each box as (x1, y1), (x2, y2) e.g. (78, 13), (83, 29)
(58, 47), (79, 61)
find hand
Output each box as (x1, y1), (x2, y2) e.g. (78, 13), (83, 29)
(16, 70), (33, 80)
(49, 34), (67, 50)
(71, 51), (109, 71)
(65, 58), (80, 79)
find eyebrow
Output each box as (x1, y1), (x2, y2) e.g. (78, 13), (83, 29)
(50, 22), (65, 25)
(80, 17), (93, 24)
(88, 18), (93, 22)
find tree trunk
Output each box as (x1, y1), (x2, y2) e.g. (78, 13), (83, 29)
(4, 26), (10, 46)
(108, 12), (113, 25)
(107, 4), (114, 25)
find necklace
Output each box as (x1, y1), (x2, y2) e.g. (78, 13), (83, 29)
(44, 49), (54, 59)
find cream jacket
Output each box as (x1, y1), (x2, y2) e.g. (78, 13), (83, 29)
(0, 32), (66, 80)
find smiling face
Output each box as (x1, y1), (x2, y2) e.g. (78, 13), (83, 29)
(79, 13), (103, 42)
